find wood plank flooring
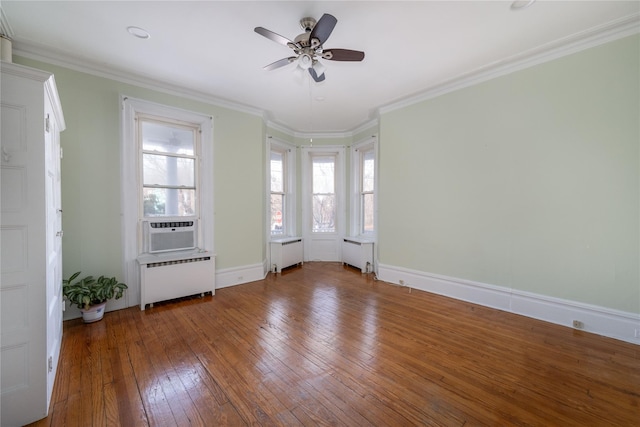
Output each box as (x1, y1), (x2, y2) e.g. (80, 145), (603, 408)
(29, 262), (639, 426)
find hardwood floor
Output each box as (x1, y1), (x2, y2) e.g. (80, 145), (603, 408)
(30, 262), (639, 426)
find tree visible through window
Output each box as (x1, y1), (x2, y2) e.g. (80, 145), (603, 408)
(270, 150), (285, 235)
(312, 155), (336, 232)
(361, 147), (375, 233)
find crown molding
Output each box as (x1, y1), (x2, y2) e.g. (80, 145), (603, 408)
(0, 8), (13, 38)
(350, 119), (379, 136)
(293, 130), (352, 140)
(379, 13), (640, 115)
(266, 121), (296, 137)
(9, 11), (638, 133)
(266, 118), (379, 140)
(13, 41), (264, 119)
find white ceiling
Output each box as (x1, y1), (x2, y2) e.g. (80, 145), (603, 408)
(2, 1), (639, 134)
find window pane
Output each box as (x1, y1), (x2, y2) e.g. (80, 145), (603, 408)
(142, 121), (194, 155)
(271, 151), (284, 193)
(271, 194), (284, 235)
(362, 149), (375, 192)
(312, 194), (335, 232)
(362, 193), (374, 233)
(143, 188), (195, 217)
(312, 156), (335, 194)
(143, 154), (195, 187)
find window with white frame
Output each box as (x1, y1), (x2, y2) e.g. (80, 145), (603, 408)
(312, 154), (337, 233)
(351, 138), (376, 236)
(268, 138), (295, 237)
(139, 115), (199, 219)
(121, 97), (213, 307)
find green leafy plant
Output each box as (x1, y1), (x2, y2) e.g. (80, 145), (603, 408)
(62, 272), (128, 310)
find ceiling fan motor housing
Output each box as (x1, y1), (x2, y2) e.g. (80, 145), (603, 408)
(299, 17), (316, 32)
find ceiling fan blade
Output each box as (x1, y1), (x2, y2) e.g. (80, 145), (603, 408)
(309, 68), (325, 82)
(322, 49), (365, 61)
(310, 13), (337, 45)
(263, 57), (296, 71)
(254, 27), (295, 47)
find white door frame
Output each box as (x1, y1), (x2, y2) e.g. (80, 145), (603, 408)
(301, 145), (345, 262)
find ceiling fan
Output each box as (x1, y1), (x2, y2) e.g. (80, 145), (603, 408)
(254, 13), (365, 82)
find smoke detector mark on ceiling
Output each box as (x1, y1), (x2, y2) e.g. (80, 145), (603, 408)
(127, 26), (150, 39)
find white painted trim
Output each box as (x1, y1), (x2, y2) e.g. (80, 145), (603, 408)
(379, 13), (640, 115)
(295, 130), (352, 139)
(350, 136), (377, 239)
(14, 42), (263, 118)
(120, 96), (214, 308)
(266, 118), (379, 138)
(0, 8), (14, 39)
(1, 62), (66, 130)
(378, 264), (640, 345)
(267, 137), (297, 237)
(301, 145), (346, 262)
(216, 262), (267, 289)
(13, 12), (636, 134)
(350, 119), (379, 137)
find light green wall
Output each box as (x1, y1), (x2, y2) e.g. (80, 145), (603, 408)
(16, 34), (638, 314)
(379, 35), (639, 313)
(15, 57), (265, 277)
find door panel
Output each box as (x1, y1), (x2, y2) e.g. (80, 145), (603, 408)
(302, 146), (345, 261)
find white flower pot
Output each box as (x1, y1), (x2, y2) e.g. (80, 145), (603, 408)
(80, 301), (107, 323)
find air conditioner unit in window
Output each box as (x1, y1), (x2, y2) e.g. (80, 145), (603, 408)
(144, 220), (197, 253)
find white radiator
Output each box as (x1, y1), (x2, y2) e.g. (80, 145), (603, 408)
(342, 238), (374, 273)
(137, 251), (215, 310)
(270, 237), (303, 273)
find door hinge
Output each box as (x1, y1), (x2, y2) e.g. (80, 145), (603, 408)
(60, 147), (63, 159)
(48, 356), (53, 373)
(45, 114), (50, 133)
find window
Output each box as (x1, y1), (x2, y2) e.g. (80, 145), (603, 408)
(361, 147), (375, 234)
(121, 97), (213, 308)
(270, 149), (285, 235)
(139, 116), (198, 218)
(312, 155), (337, 233)
(268, 138), (295, 237)
(351, 137), (377, 236)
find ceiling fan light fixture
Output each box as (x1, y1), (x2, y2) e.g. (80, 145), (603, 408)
(312, 60), (326, 76)
(298, 54), (312, 70)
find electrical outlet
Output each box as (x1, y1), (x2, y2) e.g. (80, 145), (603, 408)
(399, 279), (405, 286)
(572, 320), (584, 329)
(237, 276), (244, 282)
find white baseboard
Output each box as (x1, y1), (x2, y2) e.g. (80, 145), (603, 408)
(216, 261), (267, 289)
(378, 264), (640, 345)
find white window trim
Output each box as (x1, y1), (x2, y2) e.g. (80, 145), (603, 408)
(121, 96), (213, 308)
(266, 137), (297, 239)
(350, 136), (377, 238)
(302, 145), (346, 239)
(138, 113), (200, 221)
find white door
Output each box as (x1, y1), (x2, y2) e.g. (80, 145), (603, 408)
(302, 146), (345, 261)
(44, 100), (64, 407)
(1, 65), (64, 426)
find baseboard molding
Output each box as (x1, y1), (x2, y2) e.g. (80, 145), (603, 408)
(378, 264), (640, 345)
(216, 261), (267, 289)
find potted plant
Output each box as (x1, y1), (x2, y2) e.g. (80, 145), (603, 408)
(62, 272), (128, 323)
